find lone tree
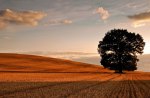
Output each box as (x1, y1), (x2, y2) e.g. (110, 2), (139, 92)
(98, 29), (145, 73)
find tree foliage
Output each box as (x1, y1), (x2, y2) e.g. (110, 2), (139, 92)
(98, 29), (145, 73)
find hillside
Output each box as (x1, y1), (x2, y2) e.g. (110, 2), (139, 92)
(0, 53), (104, 73)
(0, 53), (150, 98)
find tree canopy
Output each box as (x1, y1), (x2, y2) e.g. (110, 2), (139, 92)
(98, 29), (145, 73)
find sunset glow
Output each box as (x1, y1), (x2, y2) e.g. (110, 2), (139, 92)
(0, 0), (149, 54)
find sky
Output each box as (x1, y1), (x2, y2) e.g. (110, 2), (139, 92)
(0, 0), (150, 54)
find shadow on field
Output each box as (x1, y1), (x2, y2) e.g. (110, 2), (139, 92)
(0, 80), (150, 98)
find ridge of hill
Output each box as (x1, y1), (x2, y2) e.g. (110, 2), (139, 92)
(0, 53), (105, 73)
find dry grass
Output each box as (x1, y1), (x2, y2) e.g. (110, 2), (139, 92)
(0, 53), (150, 98)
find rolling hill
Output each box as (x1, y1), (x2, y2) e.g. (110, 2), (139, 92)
(0, 53), (104, 73)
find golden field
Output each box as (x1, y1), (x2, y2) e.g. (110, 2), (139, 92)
(0, 53), (150, 98)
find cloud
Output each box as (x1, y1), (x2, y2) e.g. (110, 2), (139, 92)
(94, 7), (110, 20)
(62, 19), (73, 24)
(0, 20), (7, 29)
(48, 19), (73, 25)
(0, 9), (46, 29)
(21, 51), (98, 60)
(128, 11), (150, 28)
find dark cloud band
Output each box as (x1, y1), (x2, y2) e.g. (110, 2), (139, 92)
(128, 11), (150, 27)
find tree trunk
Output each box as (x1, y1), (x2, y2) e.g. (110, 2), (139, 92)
(118, 53), (123, 73)
(118, 68), (123, 73)
(115, 69), (123, 73)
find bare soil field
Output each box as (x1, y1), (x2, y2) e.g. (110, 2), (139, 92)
(0, 53), (150, 98)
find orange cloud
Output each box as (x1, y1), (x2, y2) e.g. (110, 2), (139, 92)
(94, 7), (110, 20)
(61, 19), (73, 24)
(0, 20), (7, 29)
(0, 9), (46, 29)
(48, 19), (73, 25)
(128, 11), (150, 28)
